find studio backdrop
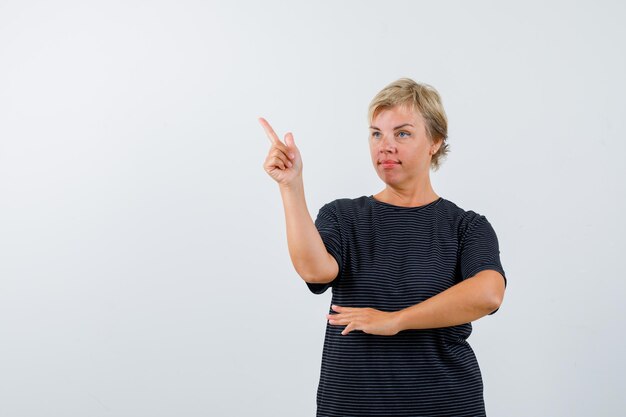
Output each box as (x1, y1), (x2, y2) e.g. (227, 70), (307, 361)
(0, 1), (624, 416)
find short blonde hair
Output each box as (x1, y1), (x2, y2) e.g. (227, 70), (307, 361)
(368, 78), (449, 171)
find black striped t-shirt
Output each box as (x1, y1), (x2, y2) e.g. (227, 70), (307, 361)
(306, 195), (507, 417)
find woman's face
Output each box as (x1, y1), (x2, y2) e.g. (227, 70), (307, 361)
(369, 104), (437, 187)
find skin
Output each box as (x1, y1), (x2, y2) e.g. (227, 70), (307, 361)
(368, 103), (441, 207)
(258, 117), (300, 186)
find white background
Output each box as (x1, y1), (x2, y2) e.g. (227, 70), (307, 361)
(1, 1), (625, 416)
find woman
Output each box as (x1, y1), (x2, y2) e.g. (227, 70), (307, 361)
(260, 78), (507, 417)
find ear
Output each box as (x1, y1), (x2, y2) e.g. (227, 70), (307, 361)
(431, 137), (443, 155)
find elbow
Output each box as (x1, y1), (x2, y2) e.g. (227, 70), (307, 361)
(475, 270), (505, 312)
(478, 287), (503, 316)
(301, 269), (336, 285)
(299, 271), (321, 284)
(291, 257), (322, 284)
(300, 253), (339, 285)
(295, 266), (328, 285)
(486, 296), (502, 313)
(296, 267), (320, 284)
(486, 287), (505, 313)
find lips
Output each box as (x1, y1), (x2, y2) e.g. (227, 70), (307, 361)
(380, 160), (400, 169)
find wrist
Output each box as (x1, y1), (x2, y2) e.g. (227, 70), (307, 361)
(279, 178), (303, 191)
(392, 309), (406, 334)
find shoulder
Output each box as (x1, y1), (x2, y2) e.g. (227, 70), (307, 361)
(315, 196), (371, 228)
(320, 196), (369, 214)
(437, 198), (490, 238)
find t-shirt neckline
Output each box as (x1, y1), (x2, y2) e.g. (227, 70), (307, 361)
(367, 195), (443, 210)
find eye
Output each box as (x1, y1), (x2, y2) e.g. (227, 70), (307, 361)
(397, 131), (410, 138)
(371, 131), (381, 138)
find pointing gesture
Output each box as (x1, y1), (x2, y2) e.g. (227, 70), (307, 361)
(259, 117), (302, 186)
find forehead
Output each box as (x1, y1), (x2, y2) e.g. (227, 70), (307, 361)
(372, 103), (423, 125)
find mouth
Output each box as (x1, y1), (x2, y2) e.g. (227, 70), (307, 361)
(380, 160), (400, 168)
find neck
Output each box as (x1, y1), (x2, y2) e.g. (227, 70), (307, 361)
(376, 184), (438, 207)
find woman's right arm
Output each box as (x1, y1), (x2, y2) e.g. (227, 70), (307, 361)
(259, 117), (338, 284)
(279, 180), (339, 284)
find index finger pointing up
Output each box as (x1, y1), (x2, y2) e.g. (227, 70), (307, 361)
(258, 117), (282, 146)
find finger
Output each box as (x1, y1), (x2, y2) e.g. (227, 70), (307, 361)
(258, 117), (282, 146)
(327, 313), (337, 322)
(270, 151), (292, 169)
(271, 155), (289, 170)
(333, 305), (356, 314)
(260, 118), (294, 159)
(328, 314), (352, 325)
(342, 322), (354, 336)
(284, 132), (296, 159)
(271, 147), (293, 164)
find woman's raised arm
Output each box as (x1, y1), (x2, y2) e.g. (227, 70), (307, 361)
(259, 117), (338, 284)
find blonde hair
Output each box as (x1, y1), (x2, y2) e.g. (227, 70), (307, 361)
(368, 78), (449, 171)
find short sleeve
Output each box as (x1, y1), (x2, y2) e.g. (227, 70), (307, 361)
(459, 214), (507, 315)
(305, 202), (344, 295)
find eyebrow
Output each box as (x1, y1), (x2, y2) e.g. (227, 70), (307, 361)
(369, 123), (414, 130)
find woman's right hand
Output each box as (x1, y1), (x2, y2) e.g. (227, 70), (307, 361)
(259, 117), (303, 187)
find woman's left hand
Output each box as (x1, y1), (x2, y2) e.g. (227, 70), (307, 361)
(326, 305), (401, 336)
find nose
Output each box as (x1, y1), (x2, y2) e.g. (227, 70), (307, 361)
(378, 134), (396, 154)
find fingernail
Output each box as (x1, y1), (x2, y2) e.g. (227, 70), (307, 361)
(290, 153), (295, 159)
